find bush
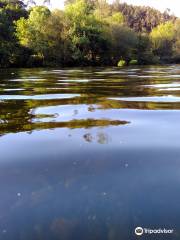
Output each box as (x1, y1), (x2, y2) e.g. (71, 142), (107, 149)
(117, 59), (126, 67)
(129, 59), (138, 65)
(27, 55), (44, 67)
(151, 55), (160, 64)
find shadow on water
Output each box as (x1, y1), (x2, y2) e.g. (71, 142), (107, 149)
(0, 65), (180, 239)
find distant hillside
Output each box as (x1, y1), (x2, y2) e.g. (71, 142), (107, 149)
(112, 2), (176, 32)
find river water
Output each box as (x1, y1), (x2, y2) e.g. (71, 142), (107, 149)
(0, 65), (180, 239)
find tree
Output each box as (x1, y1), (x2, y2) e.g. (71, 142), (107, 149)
(16, 5), (75, 66)
(137, 33), (158, 64)
(150, 21), (175, 61)
(16, 6), (51, 65)
(94, 0), (111, 20)
(110, 25), (138, 64)
(103, 11), (137, 64)
(172, 19), (180, 62)
(112, 2), (176, 33)
(0, 0), (179, 67)
(0, 0), (28, 67)
(44, 10), (72, 65)
(64, 0), (109, 65)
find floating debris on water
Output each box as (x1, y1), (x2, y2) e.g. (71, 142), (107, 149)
(125, 163), (129, 168)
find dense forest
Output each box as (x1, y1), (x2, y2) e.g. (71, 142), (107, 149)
(0, 0), (179, 67)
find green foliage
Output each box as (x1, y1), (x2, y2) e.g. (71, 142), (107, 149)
(117, 59), (126, 67)
(112, 2), (176, 32)
(129, 59), (138, 65)
(0, 0), (27, 67)
(150, 22), (175, 48)
(137, 33), (159, 64)
(109, 24), (138, 64)
(16, 6), (51, 55)
(0, 0), (179, 67)
(16, 6), (68, 66)
(64, 0), (109, 65)
(150, 21), (175, 61)
(172, 19), (180, 62)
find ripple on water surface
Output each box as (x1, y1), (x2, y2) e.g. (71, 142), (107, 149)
(0, 65), (180, 240)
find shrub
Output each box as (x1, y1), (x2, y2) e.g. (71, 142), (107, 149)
(129, 59), (138, 65)
(117, 59), (126, 67)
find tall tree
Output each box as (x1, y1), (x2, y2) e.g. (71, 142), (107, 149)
(150, 21), (175, 61)
(173, 19), (180, 62)
(112, 2), (176, 32)
(0, 0), (28, 67)
(64, 0), (109, 65)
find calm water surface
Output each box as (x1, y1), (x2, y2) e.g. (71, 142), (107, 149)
(0, 65), (180, 239)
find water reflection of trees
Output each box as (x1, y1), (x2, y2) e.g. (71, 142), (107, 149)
(0, 116), (129, 135)
(98, 99), (180, 110)
(1, 66), (180, 136)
